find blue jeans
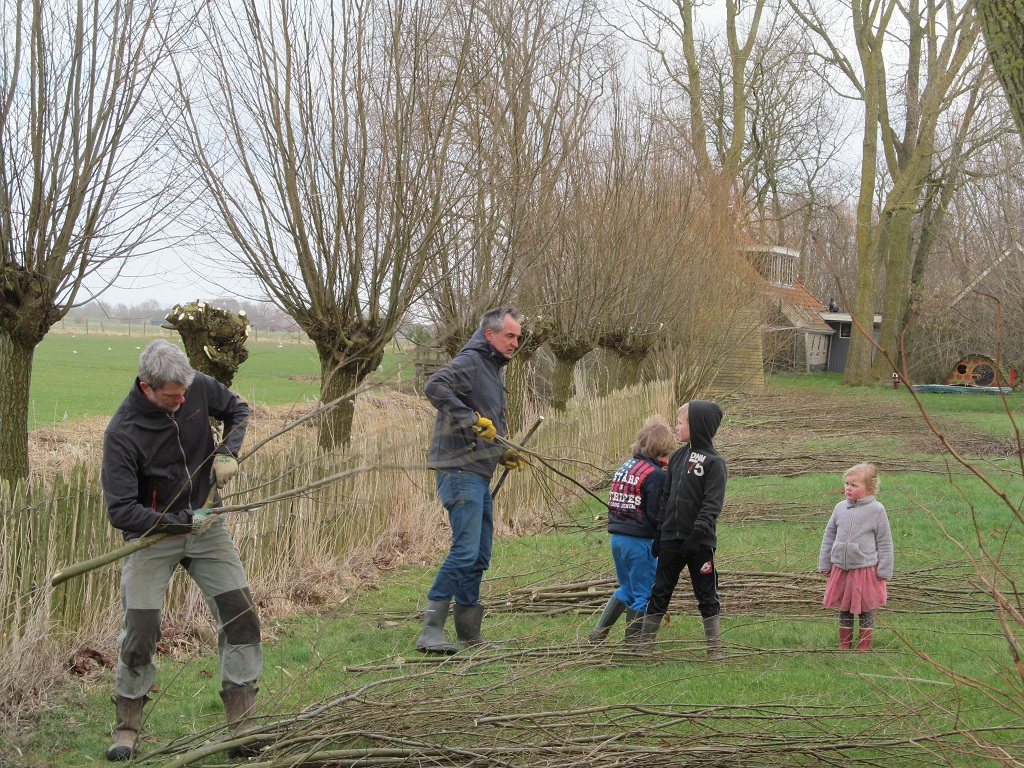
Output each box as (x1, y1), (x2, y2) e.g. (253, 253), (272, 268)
(427, 470), (494, 606)
(610, 533), (657, 611)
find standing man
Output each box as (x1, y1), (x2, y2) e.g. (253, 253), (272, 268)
(416, 307), (525, 654)
(101, 339), (263, 761)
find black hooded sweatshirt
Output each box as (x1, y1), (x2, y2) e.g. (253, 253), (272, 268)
(658, 400), (726, 548)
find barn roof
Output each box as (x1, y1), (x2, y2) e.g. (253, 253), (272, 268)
(766, 281), (834, 333)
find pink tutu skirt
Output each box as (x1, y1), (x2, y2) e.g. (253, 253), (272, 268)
(823, 566), (887, 613)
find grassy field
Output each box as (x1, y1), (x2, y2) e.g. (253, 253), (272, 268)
(6, 376), (1024, 766)
(29, 332), (412, 426)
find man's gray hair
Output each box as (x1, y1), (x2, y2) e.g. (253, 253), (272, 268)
(139, 340), (195, 389)
(479, 306), (523, 334)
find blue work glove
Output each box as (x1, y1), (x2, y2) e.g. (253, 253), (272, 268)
(211, 455), (239, 488)
(191, 509), (215, 535)
(681, 536), (704, 562)
(472, 412), (497, 442)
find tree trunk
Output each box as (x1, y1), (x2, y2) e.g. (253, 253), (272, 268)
(0, 332), (33, 484)
(599, 349), (646, 394)
(550, 351), (584, 412)
(505, 354), (528, 439)
(871, 207), (915, 377)
(976, 0), (1024, 140)
(317, 359), (359, 452)
(843, 52), (883, 386)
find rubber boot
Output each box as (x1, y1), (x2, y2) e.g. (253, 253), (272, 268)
(588, 596), (627, 643)
(839, 626), (854, 650)
(634, 613), (663, 654)
(453, 603), (487, 649)
(107, 695), (146, 761)
(415, 599), (457, 655)
(624, 608), (644, 644)
(220, 685), (267, 758)
(702, 615), (724, 660)
(856, 628), (873, 651)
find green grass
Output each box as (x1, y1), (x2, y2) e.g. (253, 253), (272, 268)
(29, 333), (411, 425)
(8, 374), (1024, 766)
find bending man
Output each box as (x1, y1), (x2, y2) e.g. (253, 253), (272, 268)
(101, 339), (262, 760)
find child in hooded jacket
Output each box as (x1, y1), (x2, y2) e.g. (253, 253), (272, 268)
(818, 463), (893, 651)
(639, 400), (727, 658)
(588, 415), (677, 644)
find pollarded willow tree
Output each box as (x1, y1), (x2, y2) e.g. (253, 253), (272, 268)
(420, 0), (611, 358)
(173, 0), (475, 449)
(0, 0), (193, 484)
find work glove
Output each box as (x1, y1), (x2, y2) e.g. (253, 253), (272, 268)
(500, 449), (527, 471)
(651, 531), (661, 558)
(681, 536), (705, 562)
(191, 509), (215, 535)
(472, 412), (497, 442)
(211, 455), (239, 488)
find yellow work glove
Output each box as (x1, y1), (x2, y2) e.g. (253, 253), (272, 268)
(211, 455), (239, 488)
(472, 412), (497, 442)
(500, 449), (527, 471)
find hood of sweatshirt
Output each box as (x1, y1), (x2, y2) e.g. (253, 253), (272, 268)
(687, 400), (723, 450)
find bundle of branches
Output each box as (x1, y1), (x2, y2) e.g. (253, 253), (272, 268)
(134, 654), (1023, 768)
(497, 564), (1012, 618)
(370, 565), (1008, 623)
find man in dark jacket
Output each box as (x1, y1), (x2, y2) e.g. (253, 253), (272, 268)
(640, 400), (727, 658)
(101, 340), (262, 761)
(415, 307), (524, 654)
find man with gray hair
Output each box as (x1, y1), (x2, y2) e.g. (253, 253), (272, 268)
(416, 307), (525, 654)
(101, 339), (262, 760)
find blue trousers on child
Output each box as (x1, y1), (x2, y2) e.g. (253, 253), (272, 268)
(610, 533), (657, 612)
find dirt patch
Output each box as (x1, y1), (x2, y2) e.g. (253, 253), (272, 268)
(715, 389), (1010, 478)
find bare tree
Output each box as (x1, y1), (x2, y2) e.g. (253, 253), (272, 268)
(631, 0), (769, 184)
(420, 0), (610, 356)
(173, 0), (473, 449)
(0, 0), (191, 483)
(791, 0), (991, 384)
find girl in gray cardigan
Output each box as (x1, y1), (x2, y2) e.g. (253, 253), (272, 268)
(818, 463), (893, 651)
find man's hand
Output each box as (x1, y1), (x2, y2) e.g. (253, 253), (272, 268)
(500, 449), (526, 470)
(191, 509), (215, 535)
(211, 455), (239, 488)
(472, 412), (497, 442)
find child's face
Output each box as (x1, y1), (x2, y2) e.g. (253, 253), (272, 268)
(675, 409), (690, 443)
(844, 472), (870, 501)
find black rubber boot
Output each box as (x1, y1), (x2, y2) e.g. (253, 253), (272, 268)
(415, 599), (457, 654)
(624, 608), (644, 643)
(221, 685), (268, 758)
(107, 695), (146, 761)
(453, 603), (488, 649)
(588, 596), (627, 643)
(634, 613), (664, 654)
(702, 615), (724, 659)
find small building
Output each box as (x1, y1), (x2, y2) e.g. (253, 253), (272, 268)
(819, 310), (883, 374)
(742, 246), (835, 373)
